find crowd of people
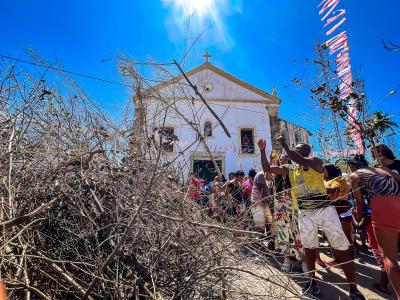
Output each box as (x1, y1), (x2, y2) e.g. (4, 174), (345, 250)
(187, 140), (400, 300)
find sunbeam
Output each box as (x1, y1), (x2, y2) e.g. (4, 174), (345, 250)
(162, 0), (242, 50)
(174, 0), (215, 17)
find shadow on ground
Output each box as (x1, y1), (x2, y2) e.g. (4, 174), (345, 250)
(311, 249), (396, 300)
(241, 239), (397, 299)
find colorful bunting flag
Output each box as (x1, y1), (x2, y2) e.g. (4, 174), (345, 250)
(318, 0), (364, 153)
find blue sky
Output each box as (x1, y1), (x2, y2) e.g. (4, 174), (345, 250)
(1, 0), (399, 148)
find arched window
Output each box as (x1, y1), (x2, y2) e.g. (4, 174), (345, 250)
(204, 121), (212, 137)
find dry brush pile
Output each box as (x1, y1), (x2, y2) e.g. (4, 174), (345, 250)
(0, 61), (300, 299)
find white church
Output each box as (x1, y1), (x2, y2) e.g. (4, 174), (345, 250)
(143, 56), (310, 181)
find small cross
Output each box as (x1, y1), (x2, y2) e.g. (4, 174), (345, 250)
(203, 52), (211, 63)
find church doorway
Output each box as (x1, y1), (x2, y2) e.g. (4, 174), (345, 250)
(193, 159), (223, 183)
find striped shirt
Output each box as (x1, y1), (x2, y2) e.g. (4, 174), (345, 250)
(356, 169), (400, 197)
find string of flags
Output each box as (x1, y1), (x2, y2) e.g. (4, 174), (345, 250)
(318, 0), (364, 154)
(315, 149), (358, 159)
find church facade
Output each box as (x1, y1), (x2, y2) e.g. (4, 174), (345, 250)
(143, 61), (310, 181)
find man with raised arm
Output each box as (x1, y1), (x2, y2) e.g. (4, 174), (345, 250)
(257, 138), (365, 300)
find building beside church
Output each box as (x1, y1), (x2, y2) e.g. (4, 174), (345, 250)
(279, 120), (311, 149)
(142, 58), (310, 182)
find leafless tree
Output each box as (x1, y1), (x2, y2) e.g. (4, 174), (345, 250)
(0, 56), (303, 300)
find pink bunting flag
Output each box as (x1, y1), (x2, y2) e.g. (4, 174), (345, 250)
(320, 0), (340, 21)
(318, 0), (328, 8)
(318, 1), (364, 154)
(324, 9), (345, 27)
(319, 0), (339, 16)
(325, 30), (347, 47)
(336, 53), (349, 65)
(337, 59), (350, 72)
(337, 65), (351, 77)
(326, 17), (346, 35)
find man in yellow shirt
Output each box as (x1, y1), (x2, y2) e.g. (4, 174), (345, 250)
(258, 137), (365, 300)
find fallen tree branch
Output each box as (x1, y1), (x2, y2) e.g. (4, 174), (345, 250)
(0, 198), (57, 231)
(148, 210), (264, 237)
(6, 281), (51, 300)
(82, 129), (165, 299)
(47, 259), (93, 300)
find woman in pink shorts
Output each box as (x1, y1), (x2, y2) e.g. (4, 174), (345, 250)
(348, 154), (400, 299)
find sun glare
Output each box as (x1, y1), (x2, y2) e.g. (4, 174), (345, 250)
(175, 0), (214, 16)
(163, 0), (238, 50)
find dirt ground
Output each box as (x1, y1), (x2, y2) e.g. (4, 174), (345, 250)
(314, 248), (396, 300)
(238, 242), (397, 300)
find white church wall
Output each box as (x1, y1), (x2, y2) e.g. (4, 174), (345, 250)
(190, 69), (267, 101)
(152, 68), (272, 101)
(146, 98), (272, 180)
(145, 65), (279, 180)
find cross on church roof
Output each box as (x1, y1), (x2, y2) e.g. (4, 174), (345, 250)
(203, 52), (211, 63)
